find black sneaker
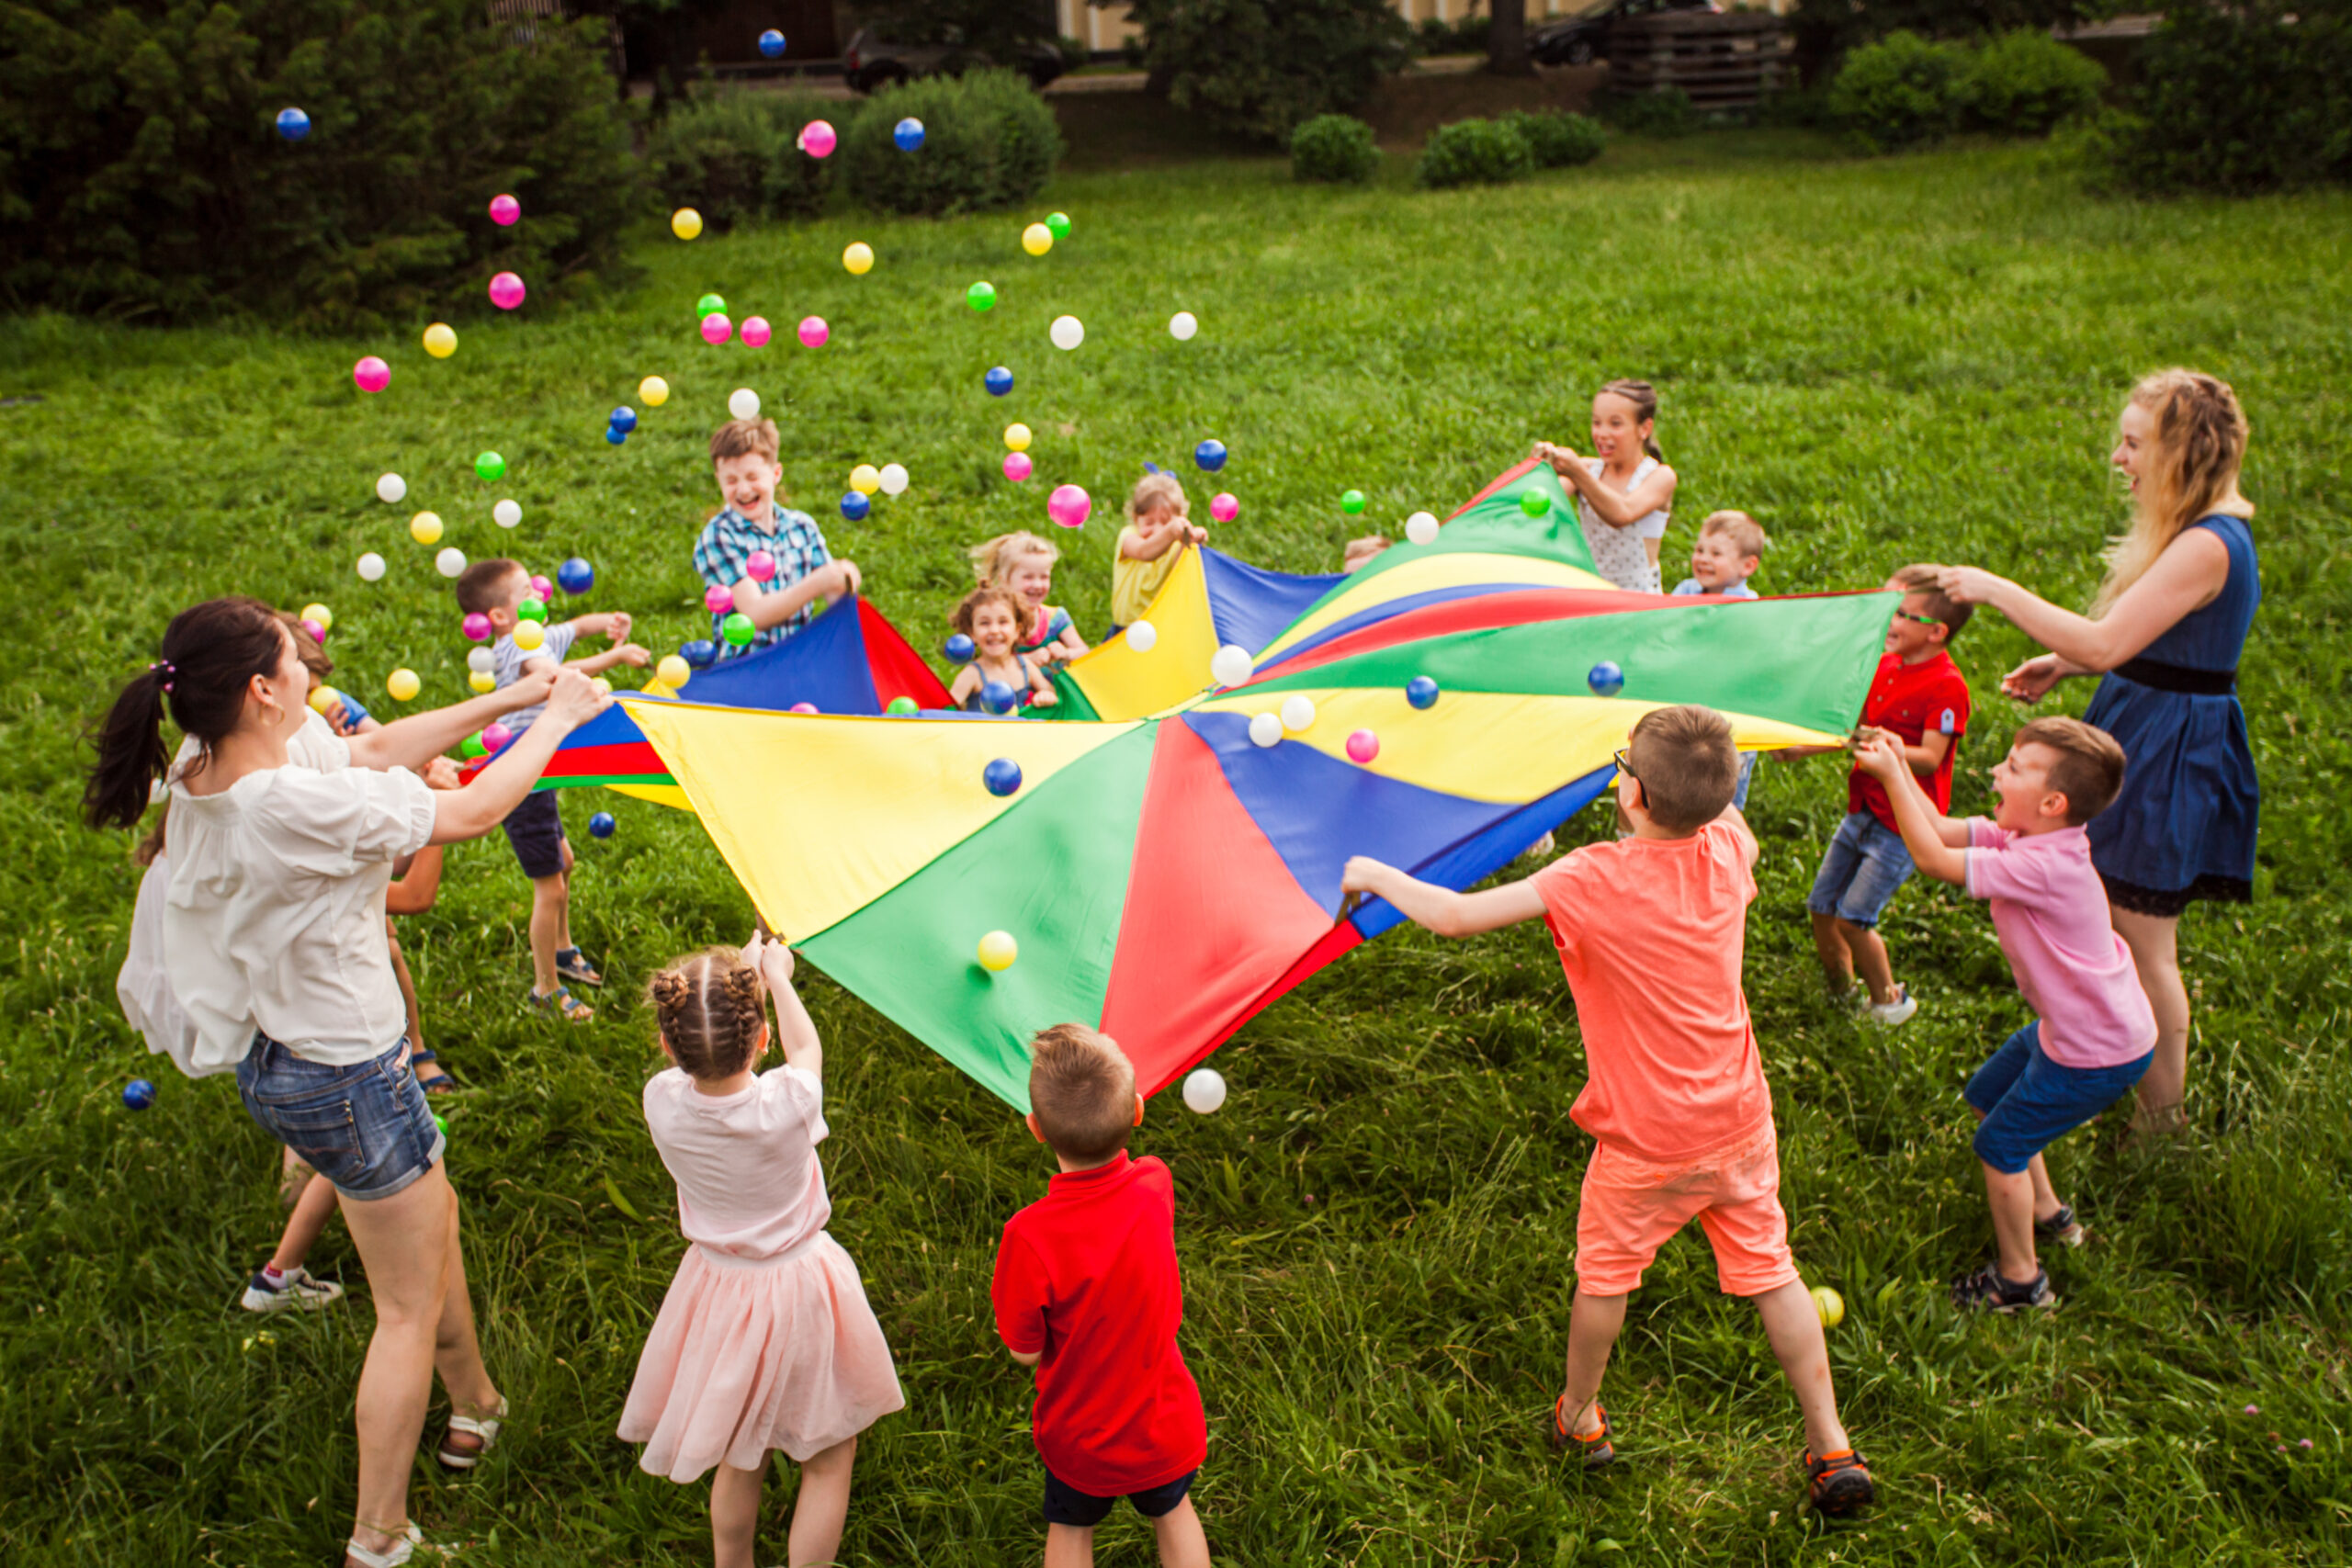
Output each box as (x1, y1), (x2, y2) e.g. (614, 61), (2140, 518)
(1805, 1448), (1875, 1516)
(1950, 1261), (2056, 1314)
(2036, 1202), (2085, 1248)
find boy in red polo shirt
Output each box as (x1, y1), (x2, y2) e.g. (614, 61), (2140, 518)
(992, 1025), (1211, 1568)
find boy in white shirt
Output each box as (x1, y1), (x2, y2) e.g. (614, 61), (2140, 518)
(1671, 511), (1767, 600)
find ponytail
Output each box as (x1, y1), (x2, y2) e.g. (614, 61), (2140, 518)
(85, 668), (173, 830)
(1600, 378), (1664, 462)
(83, 596), (290, 831)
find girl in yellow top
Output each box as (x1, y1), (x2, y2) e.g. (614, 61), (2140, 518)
(1111, 472), (1206, 627)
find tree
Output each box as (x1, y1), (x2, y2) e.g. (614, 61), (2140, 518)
(1487, 0), (1532, 76)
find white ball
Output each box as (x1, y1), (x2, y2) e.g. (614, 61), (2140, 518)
(1182, 1067), (1227, 1114)
(493, 498), (522, 528)
(1405, 511), (1441, 547)
(1169, 310), (1198, 342)
(729, 387), (761, 421)
(376, 472), (406, 503)
(466, 646), (495, 674)
(1209, 644), (1253, 689)
(435, 546), (468, 578)
(1280, 693), (1317, 733)
(1049, 314), (1084, 351)
(877, 462), (910, 496)
(356, 551), (387, 581)
(1125, 619), (1159, 653)
(1248, 711), (1283, 748)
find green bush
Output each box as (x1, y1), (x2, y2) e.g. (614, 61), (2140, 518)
(1502, 109), (1607, 167)
(2104, 1), (2352, 193)
(1960, 28), (2107, 135)
(1416, 8), (1489, 55)
(1600, 86), (1700, 139)
(837, 69), (1063, 217)
(646, 92), (839, 231)
(1417, 117), (1534, 188)
(1829, 29), (1970, 150)
(0, 0), (639, 327)
(1290, 114), (1382, 183)
(1124, 0), (1416, 145)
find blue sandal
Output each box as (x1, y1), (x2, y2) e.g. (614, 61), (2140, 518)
(409, 1047), (458, 1094)
(528, 985), (594, 1022)
(554, 947), (604, 988)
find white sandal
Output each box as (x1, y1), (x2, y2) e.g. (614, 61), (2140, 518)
(344, 1520), (421, 1568)
(435, 1396), (508, 1471)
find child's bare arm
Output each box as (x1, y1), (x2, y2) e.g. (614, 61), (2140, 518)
(1852, 736), (1967, 881)
(949, 665), (981, 703)
(1859, 725), (1952, 777)
(1024, 661), (1058, 707)
(1340, 857), (1546, 937)
(1716, 803), (1760, 870)
(1052, 623), (1090, 660)
(567, 612), (620, 639)
(744, 932), (822, 1082)
(740, 560), (863, 630)
(1121, 525), (1180, 562)
(567, 642), (650, 675)
(1007, 1348), (1042, 1368)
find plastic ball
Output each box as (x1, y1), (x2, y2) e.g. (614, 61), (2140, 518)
(758, 27), (786, 57)
(1405, 511), (1441, 547)
(387, 668), (422, 701)
(435, 547), (467, 579)
(1002, 452), (1033, 483)
(484, 723), (515, 752)
(979, 680), (1018, 715)
(885, 695), (919, 716)
(1045, 211), (1071, 241)
(977, 930), (1018, 972)
(423, 321), (458, 359)
(124, 1077), (158, 1110)
(1022, 223), (1053, 256)
(967, 280), (996, 312)
(469, 671), (495, 694)
(746, 549), (777, 582)
(308, 685), (341, 716)
(300, 618), (326, 646)
(513, 619), (545, 652)
(605, 426), (627, 446)
(557, 557), (594, 595)
(411, 511), (444, 545)
(1046, 484), (1091, 529)
(458, 732), (488, 760)
(493, 498), (522, 528)
(489, 193), (520, 226)
(681, 639), (718, 669)
(1194, 438), (1227, 472)
(797, 315), (828, 348)
(434, 1111), (449, 1139)
(703, 584), (736, 615)
(696, 293), (728, 318)
(722, 611), (755, 645)
(701, 312), (733, 346)
(741, 316), (772, 348)
(1346, 728), (1380, 764)
(657, 654), (691, 687)
(840, 491), (870, 522)
(474, 451), (505, 482)
(878, 462), (910, 497)
(1003, 423), (1032, 453)
(356, 551), (387, 581)
(529, 573), (552, 601)
(1049, 314), (1084, 351)
(850, 463), (881, 494)
(1407, 675), (1441, 710)
(983, 757), (1023, 796)
(376, 472), (406, 503)
(1182, 1068), (1226, 1114)
(728, 387), (761, 421)
(589, 811), (616, 839)
(894, 117), (926, 152)
(300, 602), (334, 632)
(1340, 489), (1366, 514)
(672, 207), (703, 241)
(1125, 620), (1158, 652)
(984, 366), (1013, 397)
(639, 375), (670, 407)
(1813, 1285), (1846, 1327)
(944, 634), (977, 663)
(353, 355), (390, 392)
(797, 118), (836, 157)
(467, 646), (495, 674)
(1209, 492), (1238, 524)
(1521, 489), (1552, 518)
(1210, 645), (1253, 688)
(1169, 310), (1198, 341)
(462, 611), (492, 642)
(1280, 693), (1317, 733)
(1248, 711), (1283, 748)
(842, 242), (874, 276)
(1587, 660), (1626, 698)
(276, 107), (310, 141)
(789, 701), (819, 715)
(489, 271), (526, 310)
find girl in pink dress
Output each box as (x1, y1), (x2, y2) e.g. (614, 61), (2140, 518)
(619, 935), (904, 1568)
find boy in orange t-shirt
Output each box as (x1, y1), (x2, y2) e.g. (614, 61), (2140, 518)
(1342, 705), (1873, 1517)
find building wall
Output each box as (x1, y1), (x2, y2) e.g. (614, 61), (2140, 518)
(1051, 1), (1583, 53)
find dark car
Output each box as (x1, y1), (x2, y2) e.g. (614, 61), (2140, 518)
(841, 26), (1066, 93)
(1529, 0), (1723, 66)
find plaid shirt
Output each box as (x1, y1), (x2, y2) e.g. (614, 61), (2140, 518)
(692, 503), (832, 659)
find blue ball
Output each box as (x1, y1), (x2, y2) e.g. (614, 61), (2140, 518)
(1587, 660), (1625, 697)
(680, 638), (718, 669)
(605, 425), (628, 446)
(609, 405), (638, 434)
(276, 107), (311, 141)
(983, 757), (1023, 796)
(979, 679), (1018, 715)
(1406, 675), (1441, 710)
(841, 491), (870, 522)
(984, 366), (1014, 398)
(893, 117), (926, 152)
(1194, 438), (1227, 473)
(557, 557), (594, 595)
(758, 28), (786, 58)
(589, 811), (616, 840)
(123, 1077), (157, 1111)
(944, 633), (977, 664)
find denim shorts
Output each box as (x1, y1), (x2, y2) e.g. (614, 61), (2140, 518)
(1965, 1021), (2153, 1175)
(1805, 811), (1916, 929)
(1732, 752), (1758, 811)
(236, 1032), (445, 1201)
(1042, 1465), (1196, 1528)
(501, 787), (567, 881)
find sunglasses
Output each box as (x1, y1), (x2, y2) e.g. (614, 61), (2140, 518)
(1612, 748), (1638, 783)
(1892, 610), (1942, 627)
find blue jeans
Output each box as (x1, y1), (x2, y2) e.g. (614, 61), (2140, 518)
(237, 1033), (445, 1201)
(1732, 752), (1758, 811)
(1964, 1021), (2153, 1175)
(1805, 812), (1916, 929)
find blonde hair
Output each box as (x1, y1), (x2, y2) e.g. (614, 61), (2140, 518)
(2092, 368), (2250, 617)
(710, 418), (781, 465)
(1626, 705), (1737, 833)
(1126, 471), (1189, 524)
(647, 948), (767, 1079)
(968, 530), (1059, 586)
(1027, 1024), (1136, 1163)
(1700, 510), (1769, 561)
(1598, 378), (1663, 462)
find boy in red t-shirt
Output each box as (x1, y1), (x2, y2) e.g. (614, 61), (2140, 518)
(991, 1025), (1212, 1568)
(1803, 563), (1973, 1026)
(1343, 705), (1874, 1517)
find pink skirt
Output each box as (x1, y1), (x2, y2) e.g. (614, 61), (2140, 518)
(618, 1233), (904, 1478)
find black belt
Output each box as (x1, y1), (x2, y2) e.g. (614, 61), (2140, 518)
(2115, 656), (2235, 695)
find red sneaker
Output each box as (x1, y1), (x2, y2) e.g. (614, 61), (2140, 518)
(1805, 1448), (1875, 1515)
(1550, 1395), (1614, 1469)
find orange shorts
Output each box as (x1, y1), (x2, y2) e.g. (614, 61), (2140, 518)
(1573, 1122), (1798, 1298)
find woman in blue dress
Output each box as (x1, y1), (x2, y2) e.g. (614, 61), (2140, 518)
(1938, 369), (2257, 1135)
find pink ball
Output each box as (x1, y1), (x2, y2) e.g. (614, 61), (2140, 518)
(704, 583), (736, 615)
(799, 119), (837, 158)
(1002, 451), (1034, 483)
(488, 271), (526, 310)
(1047, 483), (1091, 530)
(700, 312), (732, 346)
(746, 549), (777, 582)
(300, 618), (327, 645)
(352, 355), (390, 392)
(797, 315), (829, 348)
(789, 701), (820, 715)
(488, 194), (521, 226)
(741, 315), (772, 348)
(529, 575), (553, 601)
(462, 612), (492, 642)
(1210, 491), (1239, 523)
(1346, 728), (1380, 764)
(481, 722), (513, 752)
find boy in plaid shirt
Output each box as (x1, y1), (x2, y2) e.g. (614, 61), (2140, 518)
(693, 419), (863, 660)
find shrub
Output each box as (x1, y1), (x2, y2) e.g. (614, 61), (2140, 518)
(1600, 86), (1700, 139)
(1961, 28), (2107, 135)
(1291, 114), (1382, 183)
(837, 69), (1063, 217)
(1828, 29), (1969, 150)
(1417, 118), (1534, 188)
(1416, 6), (1490, 55)
(2104, 1), (2352, 193)
(1503, 109), (1607, 167)
(1123, 0), (1417, 145)
(0, 0), (639, 327)
(646, 91), (838, 231)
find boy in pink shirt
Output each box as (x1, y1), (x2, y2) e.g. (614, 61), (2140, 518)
(1343, 705), (1873, 1517)
(1854, 716), (2154, 1314)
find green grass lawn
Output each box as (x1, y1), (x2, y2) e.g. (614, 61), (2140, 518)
(4, 131), (2350, 1565)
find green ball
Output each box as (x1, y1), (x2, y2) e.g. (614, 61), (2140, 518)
(1521, 490), (1552, 517)
(515, 596), (548, 623)
(967, 281), (996, 312)
(433, 1113), (449, 1137)
(1340, 489), (1366, 515)
(459, 733), (487, 760)
(696, 293), (727, 319)
(474, 450), (505, 482)
(722, 610), (755, 646)
(1045, 211), (1071, 241)
(885, 694), (919, 715)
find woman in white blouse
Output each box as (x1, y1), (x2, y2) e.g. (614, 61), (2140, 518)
(85, 597), (609, 1568)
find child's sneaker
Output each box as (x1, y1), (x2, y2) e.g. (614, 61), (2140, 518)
(1548, 1395), (1613, 1469)
(1864, 986), (1917, 1026)
(240, 1266), (345, 1314)
(1804, 1449), (1875, 1516)
(1949, 1261), (2055, 1314)
(2036, 1201), (2086, 1248)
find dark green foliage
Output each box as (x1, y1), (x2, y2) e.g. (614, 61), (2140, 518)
(1502, 108), (1607, 167)
(1829, 29), (1970, 150)
(1600, 85), (1700, 139)
(838, 69), (1062, 217)
(1788, 0), (2114, 79)
(644, 91), (839, 231)
(1961, 28), (2108, 134)
(1289, 113), (1382, 184)
(1417, 4), (1490, 55)
(1416, 117), (1534, 188)
(1121, 0), (1417, 145)
(0, 0), (640, 328)
(2103, 0), (2352, 193)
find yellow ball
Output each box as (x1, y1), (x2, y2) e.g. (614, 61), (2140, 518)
(469, 670), (496, 694)
(386, 668), (421, 702)
(300, 602), (333, 632)
(591, 676), (614, 696)
(639, 375), (669, 408)
(850, 463), (881, 495)
(410, 511), (443, 545)
(1022, 223), (1053, 257)
(672, 207), (703, 241)
(422, 322), (457, 358)
(842, 241), (874, 276)
(1003, 423), (1032, 454)
(513, 619), (546, 652)
(1812, 1285), (1845, 1328)
(657, 654), (691, 687)
(307, 686), (340, 716)
(977, 930), (1019, 972)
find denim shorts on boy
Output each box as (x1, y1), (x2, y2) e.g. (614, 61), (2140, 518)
(237, 1032), (446, 1201)
(501, 787), (567, 880)
(1042, 1465), (1196, 1528)
(1965, 1021), (2154, 1175)
(1806, 811), (1917, 929)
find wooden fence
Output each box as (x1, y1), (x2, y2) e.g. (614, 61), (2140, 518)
(1606, 12), (1792, 112)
